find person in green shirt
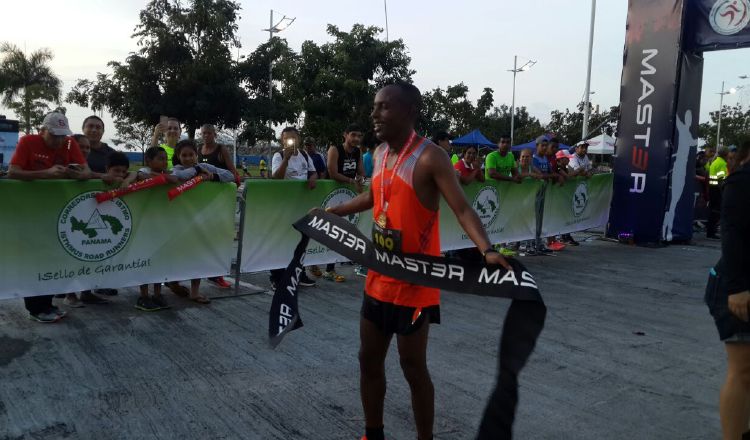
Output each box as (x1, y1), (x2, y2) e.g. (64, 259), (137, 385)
(151, 117), (181, 170)
(485, 135), (521, 182)
(707, 146), (730, 238)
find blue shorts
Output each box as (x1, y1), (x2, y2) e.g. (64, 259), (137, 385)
(705, 268), (750, 343)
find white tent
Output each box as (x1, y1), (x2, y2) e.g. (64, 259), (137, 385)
(584, 133), (616, 155)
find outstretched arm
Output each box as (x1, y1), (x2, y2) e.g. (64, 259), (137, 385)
(427, 148), (511, 270)
(327, 188), (374, 216)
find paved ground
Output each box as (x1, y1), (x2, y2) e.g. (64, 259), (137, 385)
(0, 232), (725, 440)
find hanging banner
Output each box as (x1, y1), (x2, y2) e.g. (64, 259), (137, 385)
(662, 51), (703, 242)
(541, 174), (614, 237)
(608, 0), (687, 243)
(685, 0), (750, 51)
(0, 180), (235, 299)
(240, 178), (547, 273)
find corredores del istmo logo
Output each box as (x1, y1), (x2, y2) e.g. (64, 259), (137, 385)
(472, 186), (500, 228)
(57, 191), (132, 262)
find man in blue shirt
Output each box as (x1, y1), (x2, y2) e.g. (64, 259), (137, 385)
(532, 136), (551, 175)
(304, 137), (327, 178)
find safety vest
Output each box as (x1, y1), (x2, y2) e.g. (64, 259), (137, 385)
(709, 156), (728, 185)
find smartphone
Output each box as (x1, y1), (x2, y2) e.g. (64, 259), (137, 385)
(159, 115), (168, 127)
(68, 164), (83, 170)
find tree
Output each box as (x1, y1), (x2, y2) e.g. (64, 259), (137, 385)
(0, 43), (62, 134)
(64, 74), (113, 115)
(546, 102), (619, 145)
(81, 0), (247, 139)
(111, 118), (153, 163)
(698, 104), (750, 147)
(236, 37), (301, 144)
(293, 24), (414, 145)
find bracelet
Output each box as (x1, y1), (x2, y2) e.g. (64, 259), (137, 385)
(482, 248), (499, 261)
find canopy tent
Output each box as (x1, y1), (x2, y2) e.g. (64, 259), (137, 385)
(583, 133), (616, 155)
(511, 133), (571, 152)
(451, 129), (496, 147)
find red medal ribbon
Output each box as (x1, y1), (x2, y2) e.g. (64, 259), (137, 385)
(95, 174), (169, 203)
(167, 175), (205, 201)
(377, 131), (420, 220)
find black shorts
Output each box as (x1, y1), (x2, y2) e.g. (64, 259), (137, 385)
(361, 292), (440, 336)
(705, 269), (750, 342)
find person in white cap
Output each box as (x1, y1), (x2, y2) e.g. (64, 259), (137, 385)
(8, 111), (92, 323)
(568, 141), (594, 178)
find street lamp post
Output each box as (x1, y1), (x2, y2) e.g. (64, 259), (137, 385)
(508, 56), (536, 147)
(262, 10), (295, 138)
(716, 81), (737, 148)
(582, 0), (597, 140)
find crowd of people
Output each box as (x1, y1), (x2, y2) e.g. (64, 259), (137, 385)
(2, 108), (605, 322)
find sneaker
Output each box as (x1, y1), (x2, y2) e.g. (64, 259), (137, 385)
(48, 306), (67, 319)
(309, 266), (323, 277)
(28, 311), (60, 323)
(497, 247), (517, 257)
(536, 246), (554, 255)
(151, 295), (171, 310)
(298, 273), (316, 287)
(207, 276), (232, 289)
(523, 247), (538, 256)
(323, 271), (346, 282)
(63, 296), (85, 308)
(547, 240), (566, 251)
(354, 265), (368, 277)
(135, 297), (161, 312)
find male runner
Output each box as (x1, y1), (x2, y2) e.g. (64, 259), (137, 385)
(326, 82), (510, 440)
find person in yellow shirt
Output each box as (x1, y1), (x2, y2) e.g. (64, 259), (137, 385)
(259, 158), (268, 178)
(150, 117), (181, 170)
(707, 146), (729, 239)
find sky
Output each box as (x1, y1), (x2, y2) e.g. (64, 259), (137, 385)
(1, 0), (750, 145)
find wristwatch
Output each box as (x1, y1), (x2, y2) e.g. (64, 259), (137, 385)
(482, 248), (499, 262)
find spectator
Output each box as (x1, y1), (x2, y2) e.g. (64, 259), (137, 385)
(315, 124), (367, 282)
(454, 145), (485, 185)
(532, 136), (553, 179)
(517, 148), (542, 179)
(198, 124), (237, 290)
(8, 112), (91, 322)
(485, 135), (520, 183)
(546, 137), (566, 185)
(707, 146), (730, 239)
(151, 117), (181, 169)
(305, 137), (328, 179)
(362, 144), (375, 179)
(270, 127), (317, 288)
(259, 158), (267, 178)
(568, 141), (595, 177)
(172, 140), (235, 183)
(74, 133), (91, 157)
(240, 159), (251, 177)
(432, 131), (457, 164)
(199, 124), (239, 178)
(554, 149), (572, 177)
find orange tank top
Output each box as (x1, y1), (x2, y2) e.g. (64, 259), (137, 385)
(365, 136), (441, 308)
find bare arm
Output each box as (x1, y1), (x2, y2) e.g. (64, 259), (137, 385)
(327, 188), (374, 216)
(220, 145), (240, 177)
(488, 169), (516, 182)
(427, 148), (510, 270)
(8, 164), (64, 180)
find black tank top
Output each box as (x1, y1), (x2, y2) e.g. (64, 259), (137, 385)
(199, 145), (225, 169)
(336, 144), (360, 179)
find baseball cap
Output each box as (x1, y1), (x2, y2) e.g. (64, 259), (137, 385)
(575, 140), (589, 147)
(535, 135), (548, 145)
(42, 112), (72, 136)
(555, 150), (572, 159)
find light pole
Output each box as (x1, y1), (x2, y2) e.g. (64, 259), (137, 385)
(716, 81), (737, 148)
(262, 10), (295, 138)
(508, 56), (536, 147)
(383, 0), (389, 42)
(582, 0), (597, 140)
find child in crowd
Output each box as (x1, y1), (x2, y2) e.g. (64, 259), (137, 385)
(172, 139), (235, 183)
(170, 140), (235, 304)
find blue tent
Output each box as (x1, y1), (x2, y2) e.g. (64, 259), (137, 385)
(451, 129), (495, 147)
(511, 133), (571, 152)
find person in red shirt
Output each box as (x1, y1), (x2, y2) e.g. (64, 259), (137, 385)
(327, 82), (510, 440)
(8, 112), (93, 323)
(453, 145), (485, 185)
